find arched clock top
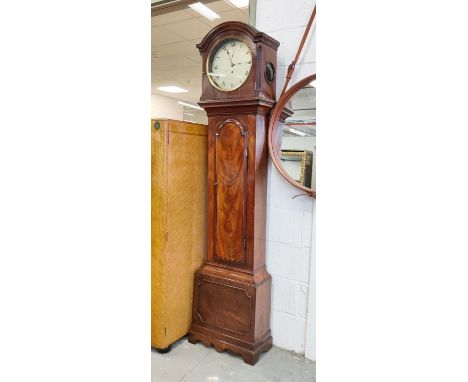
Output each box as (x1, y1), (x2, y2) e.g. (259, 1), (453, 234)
(196, 21), (280, 52)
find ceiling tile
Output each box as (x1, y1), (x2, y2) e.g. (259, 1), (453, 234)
(151, 26), (185, 46)
(201, 8), (248, 27)
(206, 0), (236, 13)
(152, 69), (180, 81)
(151, 10), (193, 26)
(220, 8), (248, 21)
(153, 56), (200, 72)
(163, 18), (212, 39)
(184, 8), (200, 18)
(154, 40), (200, 59)
(188, 54), (202, 63)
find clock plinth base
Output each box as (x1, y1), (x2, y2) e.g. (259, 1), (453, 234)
(189, 264), (272, 366)
(188, 329), (272, 366)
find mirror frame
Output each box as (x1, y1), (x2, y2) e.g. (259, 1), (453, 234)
(268, 74), (316, 198)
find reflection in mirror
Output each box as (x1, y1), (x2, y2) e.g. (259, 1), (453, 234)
(280, 84), (316, 190)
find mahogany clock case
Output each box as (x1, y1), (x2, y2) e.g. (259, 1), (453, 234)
(188, 22), (279, 366)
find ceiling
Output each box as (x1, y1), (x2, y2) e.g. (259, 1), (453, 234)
(151, 1), (249, 104)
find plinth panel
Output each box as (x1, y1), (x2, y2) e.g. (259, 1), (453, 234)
(196, 279), (252, 335)
(190, 265), (273, 365)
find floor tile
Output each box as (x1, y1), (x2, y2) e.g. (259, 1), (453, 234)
(152, 338), (316, 382)
(151, 338), (210, 382)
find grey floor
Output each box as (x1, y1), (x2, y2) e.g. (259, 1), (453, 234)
(152, 338), (316, 382)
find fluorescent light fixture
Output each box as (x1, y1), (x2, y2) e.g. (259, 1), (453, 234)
(226, 0), (249, 8)
(188, 2), (220, 21)
(157, 85), (188, 93)
(287, 128), (306, 136)
(178, 101), (203, 111)
(184, 112), (195, 116)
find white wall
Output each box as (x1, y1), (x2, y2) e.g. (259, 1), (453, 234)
(256, 0), (316, 359)
(305, 202), (316, 359)
(151, 93), (184, 120)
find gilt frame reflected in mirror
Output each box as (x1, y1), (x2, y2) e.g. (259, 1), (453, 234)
(280, 150), (313, 188)
(268, 74), (316, 198)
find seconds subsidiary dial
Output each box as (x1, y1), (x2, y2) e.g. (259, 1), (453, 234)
(207, 38), (252, 91)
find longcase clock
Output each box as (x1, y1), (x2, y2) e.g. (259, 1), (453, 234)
(188, 21), (279, 366)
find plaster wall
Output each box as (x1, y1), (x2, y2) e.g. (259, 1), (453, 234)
(151, 93), (184, 120)
(256, 0), (316, 359)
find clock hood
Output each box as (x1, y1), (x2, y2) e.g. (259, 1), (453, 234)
(196, 21), (280, 53)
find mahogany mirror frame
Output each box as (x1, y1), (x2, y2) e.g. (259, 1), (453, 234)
(268, 74), (316, 198)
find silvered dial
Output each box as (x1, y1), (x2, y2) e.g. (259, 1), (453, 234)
(208, 38), (252, 91)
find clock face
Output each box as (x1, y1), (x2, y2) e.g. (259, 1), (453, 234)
(207, 38), (252, 91)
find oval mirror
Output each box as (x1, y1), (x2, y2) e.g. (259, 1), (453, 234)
(269, 74), (316, 197)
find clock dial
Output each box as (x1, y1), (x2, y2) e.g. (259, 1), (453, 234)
(208, 38), (252, 91)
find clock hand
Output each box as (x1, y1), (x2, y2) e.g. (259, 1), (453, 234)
(231, 46), (242, 66)
(226, 49), (234, 66)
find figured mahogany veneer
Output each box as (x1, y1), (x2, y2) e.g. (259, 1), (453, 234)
(188, 22), (279, 366)
(215, 119), (247, 265)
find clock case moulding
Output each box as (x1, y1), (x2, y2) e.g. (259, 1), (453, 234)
(188, 21), (280, 366)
